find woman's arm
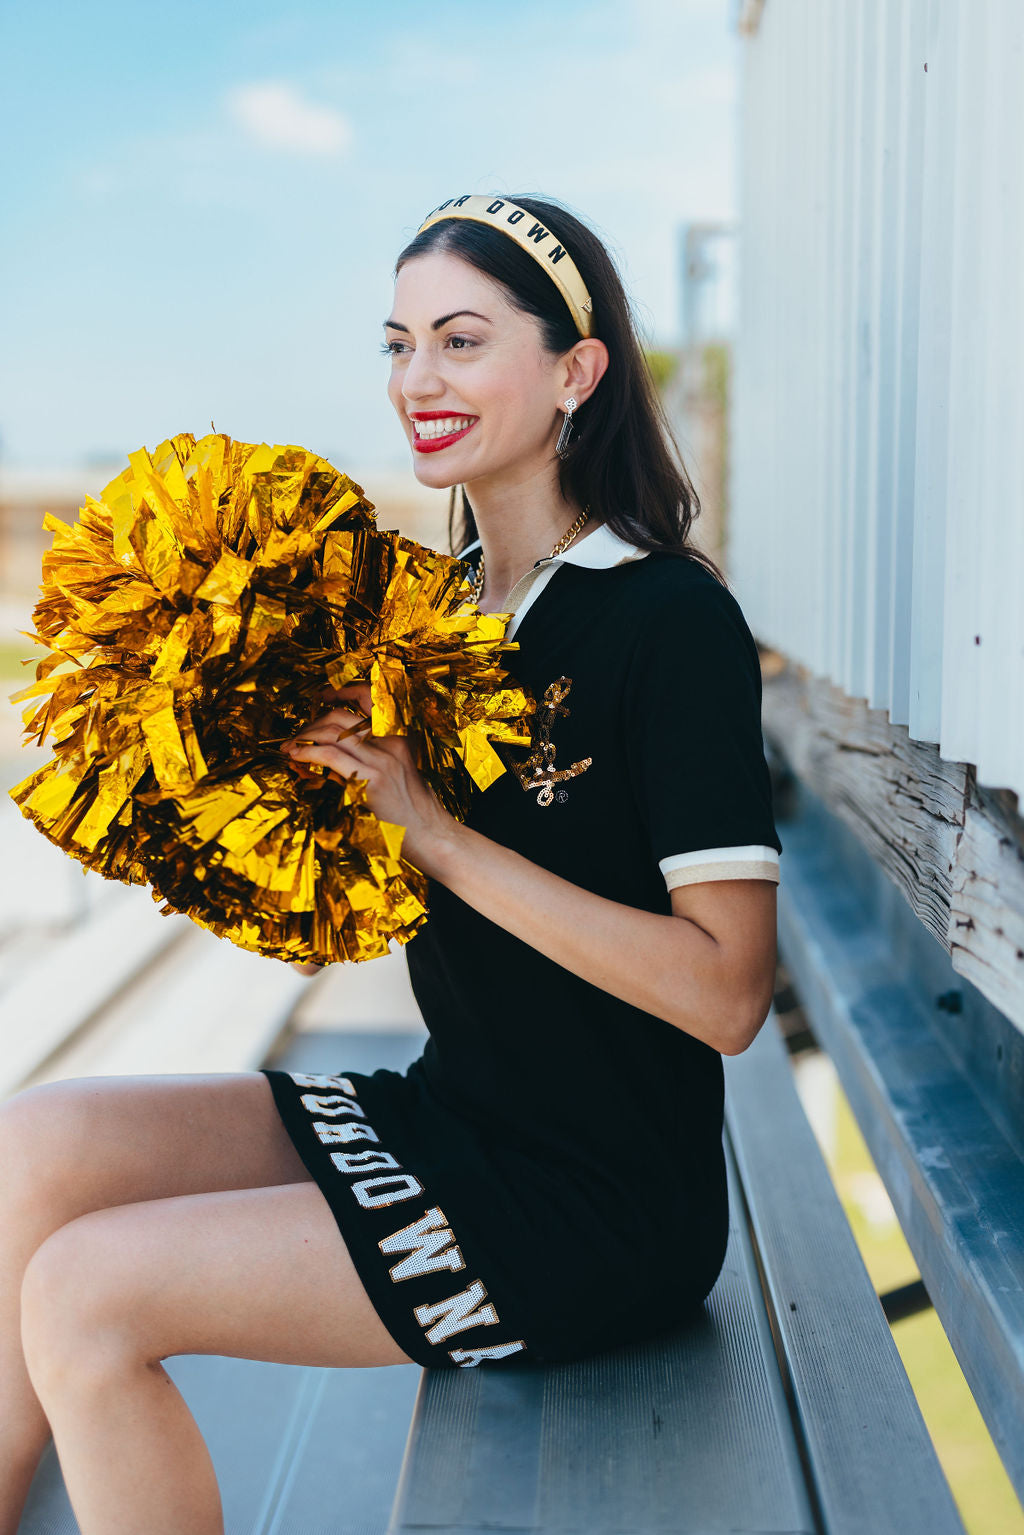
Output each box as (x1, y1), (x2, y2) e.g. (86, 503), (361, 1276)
(422, 815), (777, 1055)
(283, 686), (776, 1055)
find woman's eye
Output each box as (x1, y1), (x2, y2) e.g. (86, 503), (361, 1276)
(379, 335), (475, 357)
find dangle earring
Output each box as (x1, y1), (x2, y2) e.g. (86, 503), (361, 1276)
(555, 398), (578, 459)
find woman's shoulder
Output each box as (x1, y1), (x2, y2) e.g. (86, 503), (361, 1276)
(603, 563), (765, 760)
(610, 552), (764, 706)
(618, 549), (751, 634)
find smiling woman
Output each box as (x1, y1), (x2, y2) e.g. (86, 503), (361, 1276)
(382, 256), (596, 490)
(386, 192), (717, 576)
(0, 193), (783, 1535)
(267, 193), (783, 1367)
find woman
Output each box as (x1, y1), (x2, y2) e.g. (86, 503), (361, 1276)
(0, 193), (781, 1533)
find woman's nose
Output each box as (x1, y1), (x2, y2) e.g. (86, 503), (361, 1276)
(401, 345), (444, 403)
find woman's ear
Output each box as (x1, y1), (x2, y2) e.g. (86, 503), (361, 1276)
(561, 338), (609, 406)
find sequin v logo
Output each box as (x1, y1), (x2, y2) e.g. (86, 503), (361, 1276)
(510, 676), (592, 807)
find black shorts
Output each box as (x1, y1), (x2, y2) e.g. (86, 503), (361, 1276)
(260, 1056), (724, 1371)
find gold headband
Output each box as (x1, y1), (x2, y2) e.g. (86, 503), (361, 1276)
(417, 195), (595, 339)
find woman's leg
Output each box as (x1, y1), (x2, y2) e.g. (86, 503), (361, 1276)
(19, 1179), (414, 1535)
(0, 1070), (318, 1532)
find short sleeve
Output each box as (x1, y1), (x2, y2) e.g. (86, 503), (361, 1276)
(622, 573), (782, 892)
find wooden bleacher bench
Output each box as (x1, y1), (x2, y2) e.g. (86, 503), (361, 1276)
(22, 791), (1010, 1533)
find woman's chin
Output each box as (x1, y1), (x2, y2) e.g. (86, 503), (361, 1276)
(410, 451), (466, 490)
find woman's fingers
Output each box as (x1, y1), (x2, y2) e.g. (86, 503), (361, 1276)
(320, 682), (374, 726)
(312, 705), (370, 731)
(287, 707), (369, 749)
(280, 688), (419, 810)
(283, 739), (365, 779)
(280, 697), (389, 787)
(322, 682), (373, 712)
(289, 722), (365, 748)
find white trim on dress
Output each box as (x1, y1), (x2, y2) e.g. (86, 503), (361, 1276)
(659, 845), (781, 890)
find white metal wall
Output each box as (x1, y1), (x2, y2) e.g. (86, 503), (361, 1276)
(730, 0), (1024, 801)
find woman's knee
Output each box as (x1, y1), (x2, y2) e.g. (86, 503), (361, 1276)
(20, 1212), (139, 1393)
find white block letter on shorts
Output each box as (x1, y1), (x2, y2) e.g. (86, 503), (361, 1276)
(413, 1280), (499, 1344)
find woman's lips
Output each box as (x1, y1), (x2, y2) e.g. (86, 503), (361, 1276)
(410, 416), (478, 454)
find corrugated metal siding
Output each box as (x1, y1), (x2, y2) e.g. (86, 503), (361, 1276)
(731, 0), (1024, 800)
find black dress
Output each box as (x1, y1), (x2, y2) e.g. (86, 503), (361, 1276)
(261, 528), (782, 1369)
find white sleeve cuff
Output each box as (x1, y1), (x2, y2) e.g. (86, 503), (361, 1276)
(659, 845), (781, 890)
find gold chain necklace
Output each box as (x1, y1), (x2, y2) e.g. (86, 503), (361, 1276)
(468, 506), (590, 607)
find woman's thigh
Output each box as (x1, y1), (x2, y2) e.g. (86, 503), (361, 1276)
(21, 1181), (415, 1374)
(0, 1072), (312, 1238)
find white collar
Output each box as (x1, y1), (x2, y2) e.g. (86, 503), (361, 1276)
(461, 521), (648, 571)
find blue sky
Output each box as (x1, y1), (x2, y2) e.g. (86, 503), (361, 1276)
(1, 0), (739, 474)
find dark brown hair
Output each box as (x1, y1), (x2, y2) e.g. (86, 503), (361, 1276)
(394, 193), (725, 584)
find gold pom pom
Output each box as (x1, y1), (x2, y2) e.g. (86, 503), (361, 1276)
(9, 433), (533, 964)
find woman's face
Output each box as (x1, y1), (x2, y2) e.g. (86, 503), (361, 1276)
(384, 250), (568, 492)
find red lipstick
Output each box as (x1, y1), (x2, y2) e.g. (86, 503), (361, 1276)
(409, 411), (479, 454)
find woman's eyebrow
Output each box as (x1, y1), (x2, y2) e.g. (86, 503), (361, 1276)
(383, 310), (493, 332)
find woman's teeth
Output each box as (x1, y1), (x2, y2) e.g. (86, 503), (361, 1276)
(414, 417), (474, 439)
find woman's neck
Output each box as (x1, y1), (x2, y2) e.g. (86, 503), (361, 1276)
(463, 463), (591, 610)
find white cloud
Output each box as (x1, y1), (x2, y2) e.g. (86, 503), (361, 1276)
(227, 82), (351, 156)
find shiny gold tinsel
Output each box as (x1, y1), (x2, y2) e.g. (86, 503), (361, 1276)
(9, 433), (533, 963)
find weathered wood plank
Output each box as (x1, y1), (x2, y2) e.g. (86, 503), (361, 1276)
(950, 781), (1024, 1030)
(762, 658), (1024, 1032)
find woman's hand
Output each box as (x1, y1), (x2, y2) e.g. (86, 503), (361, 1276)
(281, 682), (457, 876)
